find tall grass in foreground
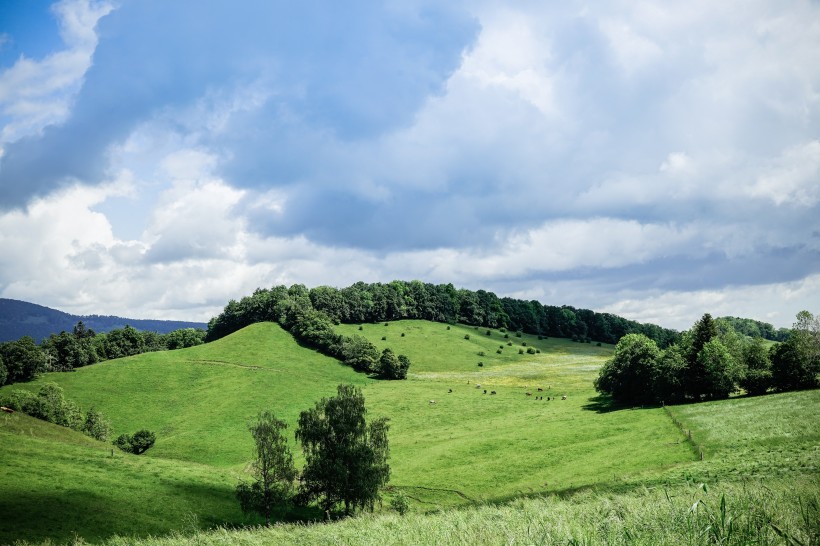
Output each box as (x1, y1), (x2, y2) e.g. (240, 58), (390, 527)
(31, 480), (817, 546)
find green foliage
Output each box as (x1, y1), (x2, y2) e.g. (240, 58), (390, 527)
(698, 338), (741, 399)
(390, 490), (410, 515)
(738, 337), (772, 395)
(236, 411), (297, 526)
(296, 384), (390, 515)
(0, 335), (47, 383)
(205, 280), (678, 348)
(0, 355), (5, 386)
(770, 310), (820, 392)
(114, 429), (156, 454)
(341, 335), (379, 372)
(594, 333), (660, 403)
(82, 407), (112, 441)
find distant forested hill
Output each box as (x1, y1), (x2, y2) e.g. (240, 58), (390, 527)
(0, 298), (207, 343)
(717, 316), (791, 341)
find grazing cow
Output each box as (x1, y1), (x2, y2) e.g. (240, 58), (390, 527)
(429, 400), (436, 404)
(448, 388), (452, 393)
(483, 389), (487, 394)
(1, 406), (14, 413)
(547, 397), (550, 401)
(490, 391), (496, 395)
(526, 392), (532, 396)
(537, 387), (543, 392)
(561, 395), (567, 400)
(476, 384), (481, 389)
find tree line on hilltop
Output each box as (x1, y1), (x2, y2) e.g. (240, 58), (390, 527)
(205, 280), (680, 349)
(0, 322), (206, 389)
(595, 311), (819, 404)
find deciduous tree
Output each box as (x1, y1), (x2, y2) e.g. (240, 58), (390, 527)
(236, 411), (297, 526)
(296, 384), (390, 515)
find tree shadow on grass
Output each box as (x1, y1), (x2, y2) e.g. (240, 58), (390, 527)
(581, 395), (631, 413)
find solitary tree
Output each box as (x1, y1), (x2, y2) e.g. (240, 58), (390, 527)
(236, 411), (297, 526)
(594, 333), (660, 404)
(296, 384), (390, 515)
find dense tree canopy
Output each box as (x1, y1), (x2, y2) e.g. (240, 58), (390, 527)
(596, 311), (819, 405)
(205, 280), (679, 348)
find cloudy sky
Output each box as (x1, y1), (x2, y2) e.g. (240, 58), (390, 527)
(0, 0), (818, 330)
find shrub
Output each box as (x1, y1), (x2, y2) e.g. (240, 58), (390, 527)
(446, 326), (450, 330)
(486, 330), (491, 336)
(499, 345), (504, 349)
(538, 335), (543, 340)
(522, 342), (527, 346)
(507, 341), (513, 346)
(478, 351), (485, 357)
(381, 336), (387, 341)
(358, 325), (363, 330)
(401, 333), (405, 337)
(527, 347), (536, 354)
(114, 429), (156, 454)
(515, 331), (522, 338)
(597, 342), (602, 347)
(518, 349), (524, 354)
(478, 362), (483, 367)
(464, 334), (470, 340)
(390, 491), (409, 515)
(496, 349), (502, 354)
(504, 334), (509, 339)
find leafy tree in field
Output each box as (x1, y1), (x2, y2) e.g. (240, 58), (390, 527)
(236, 411), (297, 526)
(684, 313), (718, 399)
(771, 311), (820, 391)
(340, 335), (379, 372)
(104, 325), (146, 359)
(114, 429), (156, 454)
(698, 338), (741, 399)
(376, 349), (410, 379)
(32, 383), (83, 429)
(739, 337), (772, 395)
(82, 407), (112, 441)
(397, 355), (411, 379)
(296, 384), (390, 515)
(0, 336), (47, 384)
(594, 334), (660, 404)
(165, 328), (206, 350)
(652, 345), (687, 403)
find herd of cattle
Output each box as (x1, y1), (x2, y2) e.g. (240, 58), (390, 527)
(429, 386), (567, 405)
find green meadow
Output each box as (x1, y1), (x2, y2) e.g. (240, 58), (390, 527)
(1, 321), (817, 544)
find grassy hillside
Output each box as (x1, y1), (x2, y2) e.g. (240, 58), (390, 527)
(0, 412), (242, 544)
(1, 320), (817, 544)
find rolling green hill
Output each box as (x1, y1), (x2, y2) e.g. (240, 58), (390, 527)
(1, 320), (817, 545)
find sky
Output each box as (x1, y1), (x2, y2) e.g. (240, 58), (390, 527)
(0, 0), (818, 331)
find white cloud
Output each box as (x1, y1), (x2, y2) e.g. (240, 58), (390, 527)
(600, 273), (820, 330)
(0, 0), (113, 144)
(748, 140), (820, 207)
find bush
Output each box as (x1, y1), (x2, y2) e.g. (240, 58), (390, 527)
(504, 334), (509, 339)
(507, 341), (513, 346)
(381, 336), (387, 341)
(515, 331), (522, 338)
(522, 342), (527, 346)
(464, 334), (470, 340)
(478, 362), (483, 367)
(390, 491), (409, 515)
(496, 349), (502, 354)
(114, 429), (156, 454)
(478, 351), (485, 357)
(519, 349), (524, 354)
(401, 333), (405, 337)
(486, 330), (491, 336)
(527, 347), (536, 354)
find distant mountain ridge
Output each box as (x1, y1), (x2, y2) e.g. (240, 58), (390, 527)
(0, 298), (207, 343)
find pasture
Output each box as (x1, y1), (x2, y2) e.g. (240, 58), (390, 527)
(1, 320), (817, 544)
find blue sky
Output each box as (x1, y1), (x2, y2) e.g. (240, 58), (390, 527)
(0, 0), (818, 330)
